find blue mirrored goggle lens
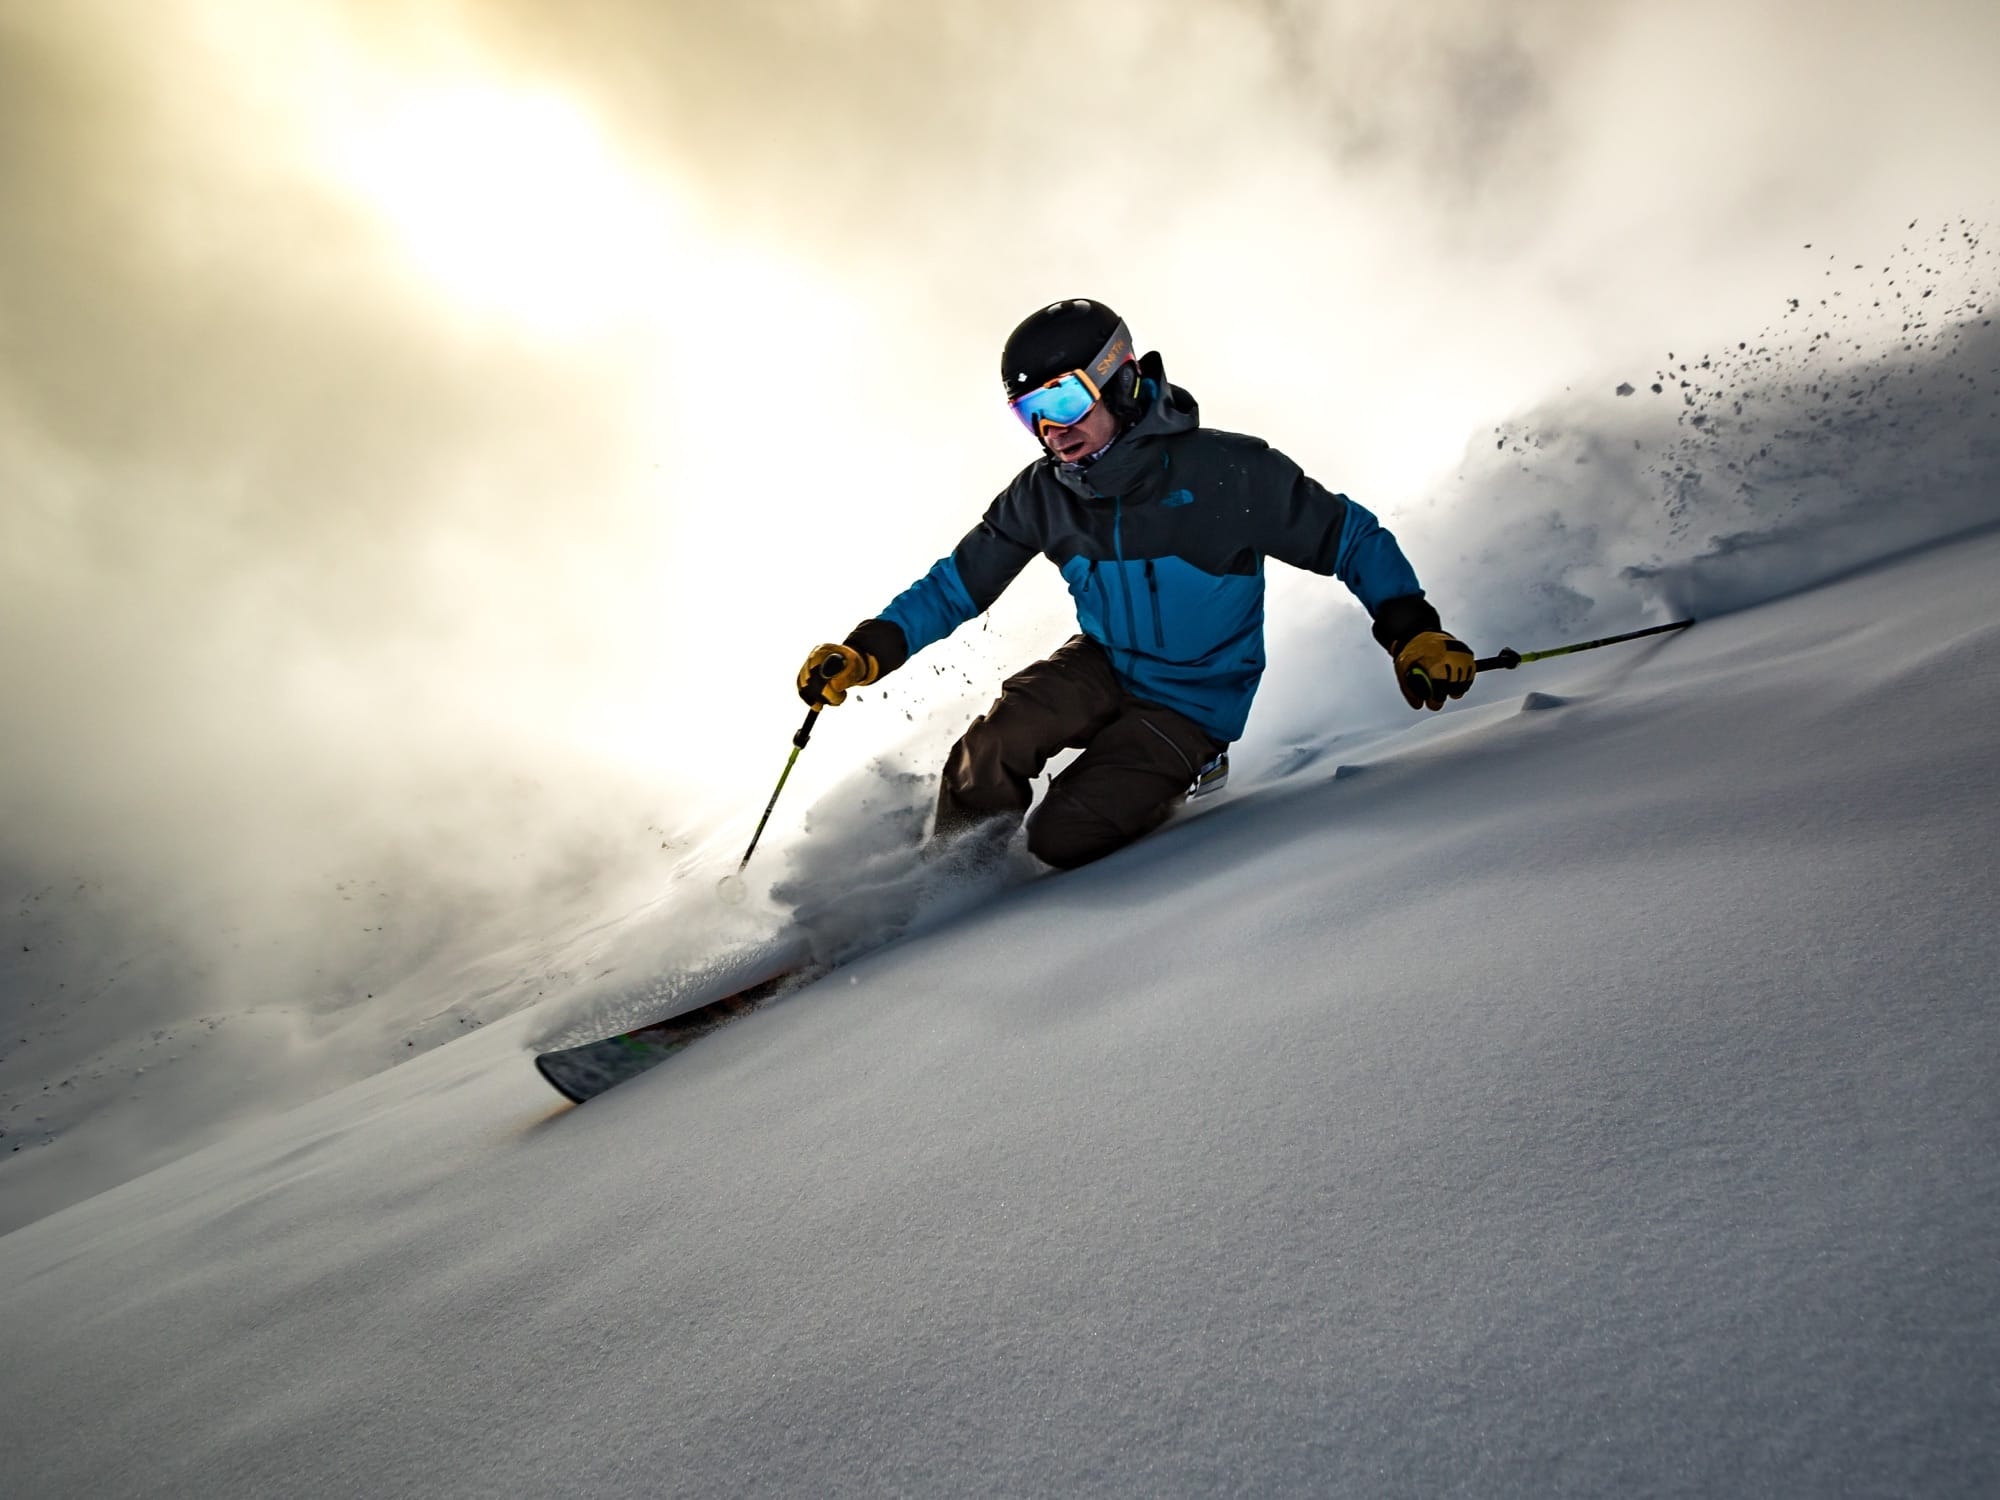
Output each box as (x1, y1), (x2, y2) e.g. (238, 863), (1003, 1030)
(1009, 371), (1100, 433)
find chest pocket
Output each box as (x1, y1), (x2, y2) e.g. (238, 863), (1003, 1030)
(1142, 554), (1265, 662)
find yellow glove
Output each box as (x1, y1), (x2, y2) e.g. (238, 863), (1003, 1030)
(1394, 631), (1476, 711)
(797, 643), (878, 707)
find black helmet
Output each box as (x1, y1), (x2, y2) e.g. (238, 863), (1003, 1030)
(1001, 298), (1135, 401)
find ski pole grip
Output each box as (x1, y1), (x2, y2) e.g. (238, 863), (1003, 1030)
(1474, 648), (1523, 672)
(796, 657), (847, 746)
(797, 648), (862, 739)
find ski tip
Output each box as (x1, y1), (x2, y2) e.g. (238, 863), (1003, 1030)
(530, 960), (815, 1105)
(533, 1053), (592, 1106)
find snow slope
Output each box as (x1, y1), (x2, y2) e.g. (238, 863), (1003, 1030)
(4, 519), (1997, 1497)
(5, 236), (1994, 1239)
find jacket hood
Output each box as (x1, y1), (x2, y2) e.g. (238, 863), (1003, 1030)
(1051, 350), (1198, 502)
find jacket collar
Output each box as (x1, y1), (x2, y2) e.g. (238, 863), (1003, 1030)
(1049, 351), (1198, 502)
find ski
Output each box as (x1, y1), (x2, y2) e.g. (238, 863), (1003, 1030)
(534, 959), (814, 1105)
(532, 820), (1055, 1104)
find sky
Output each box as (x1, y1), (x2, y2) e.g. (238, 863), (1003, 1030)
(2, 0), (1996, 1020)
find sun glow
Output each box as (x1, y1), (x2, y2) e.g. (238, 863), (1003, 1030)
(331, 84), (681, 335)
(278, 46), (900, 779)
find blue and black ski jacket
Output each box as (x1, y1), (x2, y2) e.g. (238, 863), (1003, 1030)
(847, 354), (1440, 744)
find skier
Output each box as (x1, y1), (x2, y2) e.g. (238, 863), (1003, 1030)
(797, 298), (1474, 870)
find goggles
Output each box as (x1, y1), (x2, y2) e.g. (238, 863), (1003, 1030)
(1010, 369), (1104, 436)
(1007, 319), (1135, 437)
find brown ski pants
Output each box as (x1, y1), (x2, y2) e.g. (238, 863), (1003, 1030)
(935, 635), (1226, 870)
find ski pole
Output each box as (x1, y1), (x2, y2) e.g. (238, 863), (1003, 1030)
(733, 658), (846, 875)
(1475, 618), (1694, 672)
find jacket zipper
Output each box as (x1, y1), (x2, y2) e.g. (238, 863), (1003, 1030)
(1113, 498), (1140, 657)
(1144, 560), (1164, 649)
(1085, 558), (1123, 665)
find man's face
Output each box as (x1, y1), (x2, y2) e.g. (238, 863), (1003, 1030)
(1041, 398), (1119, 464)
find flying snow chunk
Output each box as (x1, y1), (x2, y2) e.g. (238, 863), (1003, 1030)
(1616, 382), (1636, 397)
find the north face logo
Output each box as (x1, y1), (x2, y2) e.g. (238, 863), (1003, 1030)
(1161, 488), (1195, 508)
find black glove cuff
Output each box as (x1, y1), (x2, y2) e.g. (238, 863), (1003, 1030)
(1370, 593), (1443, 656)
(844, 618), (910, 678)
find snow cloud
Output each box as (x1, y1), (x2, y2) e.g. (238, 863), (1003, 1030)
(1, 0), (1996, 1009)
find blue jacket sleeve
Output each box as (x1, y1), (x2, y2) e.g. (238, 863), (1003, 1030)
(873, 497), (1040, 665)
(1250, 451), (1424, 613)
(1245, 450), (1437, 650)
(877, 555), (983, 660)
(1328, 496), (1424, 615)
